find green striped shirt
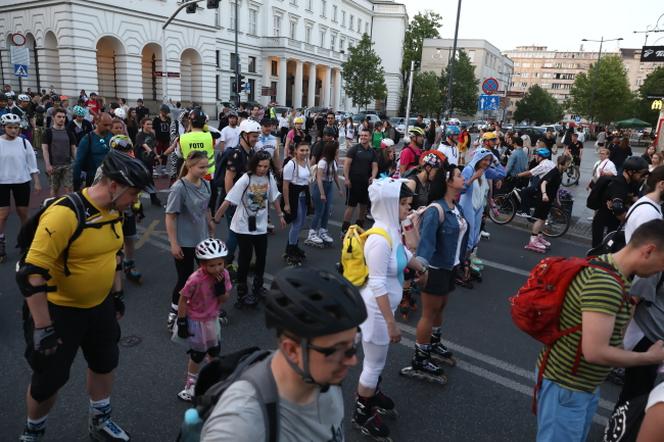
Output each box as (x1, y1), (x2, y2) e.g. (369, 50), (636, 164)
(537, 254), (631, 392)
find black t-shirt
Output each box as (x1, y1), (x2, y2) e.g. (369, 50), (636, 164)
(600, 175), (630, 214)
(569, 140), (583, 157)
(541, 167), (562, 201)
(135, 105), (150, 123)
(153, 116), (171, 142)
(347, 143), (377, 182)
(543, 136), (556, 149)
(225, 146), (254, 184)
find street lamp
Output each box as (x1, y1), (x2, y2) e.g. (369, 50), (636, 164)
(581, 36), (623, 123)
(444, 0), (462, 118)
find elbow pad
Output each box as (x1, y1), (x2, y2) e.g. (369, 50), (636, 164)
(16, 264), (55, 298)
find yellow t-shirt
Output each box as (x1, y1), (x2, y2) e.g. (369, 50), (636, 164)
(180, 131), (216, 175)
(25, 188), (123, 308)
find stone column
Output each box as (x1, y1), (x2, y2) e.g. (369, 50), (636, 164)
(322, 65), (331, 107)
(277, 56), (287, 105)
(293, 60), (303, 108)
(307, 62), (316, 107)
(333, 68), (342, 110)
(262, 56), (272, 106)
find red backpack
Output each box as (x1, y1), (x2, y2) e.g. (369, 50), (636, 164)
(509, 256), (628, 413)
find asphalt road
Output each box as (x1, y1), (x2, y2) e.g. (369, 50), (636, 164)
(0, 188), (619, 442)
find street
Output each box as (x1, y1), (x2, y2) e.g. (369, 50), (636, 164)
(0, 182), (620, 442)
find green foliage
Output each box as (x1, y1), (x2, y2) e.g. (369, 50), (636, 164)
(636, 67), (664, 127)
(439, 49), (479, 117)
(513, 84), (563, 124)
(341, 34), (387, 110)
(412, 71), (443, 117)
(568, 55), (634, 124)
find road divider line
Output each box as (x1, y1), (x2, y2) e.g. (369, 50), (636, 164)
(135, 220), (161, 250)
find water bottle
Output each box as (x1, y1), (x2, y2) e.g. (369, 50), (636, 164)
(179, 408), (203, 442)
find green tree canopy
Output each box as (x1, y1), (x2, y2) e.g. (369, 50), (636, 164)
(439, 49), (479, 117)
(513, 84), (563, 124)
(636, 66), (664, 127)
(341, 34), (387, 110)
(568, 55), (634, 124)
(412, 71), (443, 117)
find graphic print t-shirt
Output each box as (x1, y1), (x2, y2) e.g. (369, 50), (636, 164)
(225, 173), (280, 235)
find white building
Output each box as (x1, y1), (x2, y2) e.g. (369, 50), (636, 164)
(0, 0), (407, 116)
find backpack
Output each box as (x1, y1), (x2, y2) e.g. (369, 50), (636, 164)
(177, 347), (279, 442)
(508, 256), (627, 413)
(402, 145), (421, 169)
(603, 392), (650, 442)
(403, 202), (445, 252)
(16, 192), (121, 276)
(215, 146), (252, 188)
(587, 201), (660, 257)
(339, 226), (392, 286)
(586, 175), (615, 210)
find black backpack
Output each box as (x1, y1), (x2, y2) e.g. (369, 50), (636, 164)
(178, 347), (279, 442)
(16, 192), (120, 276)
(603, 393), (650, 442)
(586, 175), (615, 210)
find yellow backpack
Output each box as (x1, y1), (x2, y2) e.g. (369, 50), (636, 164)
(340, 225), (392, 287)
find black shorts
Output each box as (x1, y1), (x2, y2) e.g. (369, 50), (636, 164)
(422, 267), (456, 296)
(572, 155), (581, 166)
(346, 180), (369, 207)
(122, 212), (137, 239)
(23, 296), (121, 402)
(0, 181), (31, 207)
(533, 200), (553, 220)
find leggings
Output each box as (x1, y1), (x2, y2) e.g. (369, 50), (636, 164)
(311, 181), (334, 230)
(236, 233), (268, 289)
(225, 205), (238, 261)
(171, 247), (196, 306)
(358, 340), (390, 390)
(288, 193), (307, 245)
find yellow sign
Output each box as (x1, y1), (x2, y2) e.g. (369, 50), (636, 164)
(653, 99), (663, 110)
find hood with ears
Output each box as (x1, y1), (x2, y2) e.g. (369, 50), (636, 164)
(368, 178), (406, 240)
(467, 148), (497, 170)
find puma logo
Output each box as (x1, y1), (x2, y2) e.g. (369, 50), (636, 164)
(44, 227), (55, 237)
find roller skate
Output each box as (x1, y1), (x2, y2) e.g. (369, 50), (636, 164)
(19, 427), (45, 442)
(293, 243), (306, 260)
(167, 307), (178, 331)
(524, 236), (547, 254)
(283, 245), (303, 266)
(234, 283), (250, 309)
(177, 383), (195, 402)
(89, 412), (130, 441)
(454, 265), (474, 289)
(304, 229), (324, 248)
(0, 236), (6, 263)
(430, 335), (457, 367)
(123, 259), (143, 284)
(318, 229), (334, 247)
(253, 284), (267, 302)
(480, 230), (491, 240)
(536, 234), (552, 250)
(399, 345), (447, 385)
(373, 377), (398, 419)
(469, 266), (483, 283)
(352, 395), (392, 441)
(218, 309), (229, 326)
(470, 251), (484, 271)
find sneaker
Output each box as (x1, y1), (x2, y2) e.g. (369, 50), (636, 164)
(524, 237), (547, 253)
(480, 230), (491, 240)
(177, 383), (195, 402)
(537, 235), (551, 248)
(89, 414), (130, 441)
(516, 210), (531, 218)
(19, 428), (45, 442)
(305, 229), (324, 247)
(318, 229), (334, 245)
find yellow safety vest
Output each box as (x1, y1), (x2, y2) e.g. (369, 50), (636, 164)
(180, 131), (215, 175)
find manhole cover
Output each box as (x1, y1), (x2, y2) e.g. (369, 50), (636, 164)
(119, 335), (142, 347)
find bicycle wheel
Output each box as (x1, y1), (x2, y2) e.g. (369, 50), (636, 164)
(542, 206), (570, 238)
(488, 194), (516, 225)
(561, 165), (580, 187)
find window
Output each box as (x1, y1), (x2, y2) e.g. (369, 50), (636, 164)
(305, 26), (312, 44)
(551, 83), (561, 90)
(290, 21), (296, 39)
(230, 53), (238, 71)
(341, 10), (346, 27)
(216, 74), (220, 99)
(321, 0), (327, 17)
(230, 77), (236, 95)
(330, 34), (336, 50)
(521, 72), (529, 78)
(273, 15), (282, 36)
(248, 56), (256, 73)
(340, 38), (345, 51)
(320, 30), (326, 47)
(350, 15), (354, 29)
(270, 81), (277, 102)
(271, 60), (278, 76)
(332, 5), (337, 22)
(215, 50), (220, 68)
(365, 22), (369, 34)
(248, 9), (257, 34)
(248, 79), (255, 101)
(357, 18), (361, 33)
(307, 0), (313, 11)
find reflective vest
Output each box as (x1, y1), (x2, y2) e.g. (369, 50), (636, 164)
(180, 131), (215, 175)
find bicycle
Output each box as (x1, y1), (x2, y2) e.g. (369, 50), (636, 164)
(488, 183), (571, 238)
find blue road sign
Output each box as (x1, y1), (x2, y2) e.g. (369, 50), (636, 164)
(14, 64), (28, 78)
(478, 94), (500, 111)
(575, 116), (581, 123)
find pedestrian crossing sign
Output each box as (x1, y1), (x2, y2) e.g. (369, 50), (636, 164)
(14, 64), (28, 78)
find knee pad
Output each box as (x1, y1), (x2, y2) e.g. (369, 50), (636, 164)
(207, 345), (220, 358)
(189, 350), (206, 363)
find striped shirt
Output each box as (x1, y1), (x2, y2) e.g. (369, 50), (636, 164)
(537, 254), (631, 392)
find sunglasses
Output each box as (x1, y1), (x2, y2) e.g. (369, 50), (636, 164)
(307, 333), (361, 361)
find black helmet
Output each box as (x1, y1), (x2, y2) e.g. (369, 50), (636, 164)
(260, 117), (274, 126)
(323, 127), (336, 137)
(101, 150), (154, 192)
(623, 156), (649, 173)
(159, 104), (170, 114)
(189, 108), (207, 128)
(265, 267), (367, 338)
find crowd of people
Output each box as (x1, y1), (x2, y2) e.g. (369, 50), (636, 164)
(4, 81), (664, 442)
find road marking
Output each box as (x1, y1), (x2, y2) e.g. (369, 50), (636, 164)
(134, 220), (161, 250)
(480, 259), (531, 277)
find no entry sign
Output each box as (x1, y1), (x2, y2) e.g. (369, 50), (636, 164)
(482, 77), (499, 95)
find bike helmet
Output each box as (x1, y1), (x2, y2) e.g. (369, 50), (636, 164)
(408, 126), (425, 137)
(159, 104), (171, 114)
(109, 135), (133, 153)
(534, 148), (551, 159)
(189, 108), (207, 128)
(101, 150), (153, 191)
(17, 94), (30, 102)
(1, 113), (21, 126)
(239, 119), (261, 134)
(623, 156), (649, 173)
(482, 131), (497, 141)
(4, 91), (15, 99)
(73, 105), (87, 117)
(420, 150), (446, 168)
(380, 138), (395, 149)
(34, 105), (45, 114)
(195, 238), (228, 260)
(294, 116), (305, 124)
(260, 117), (274, 126)
(445, 126), (460, 137)
(114, 108), (126, 119)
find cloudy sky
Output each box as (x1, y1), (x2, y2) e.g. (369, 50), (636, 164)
(398, 0), (664, 52)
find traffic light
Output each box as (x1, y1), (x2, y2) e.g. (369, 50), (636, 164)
(238, 74), (246, 93)
(185, 3), (197, 13)
(207, 0), (220, 8)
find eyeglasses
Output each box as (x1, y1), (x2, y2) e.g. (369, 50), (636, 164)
(307, 333), (360, 361)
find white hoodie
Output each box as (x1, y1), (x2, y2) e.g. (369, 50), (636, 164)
(359, 178), (412, 345)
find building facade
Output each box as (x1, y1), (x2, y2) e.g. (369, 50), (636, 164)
(420, 38), (514, 118)
(620, 48), (660, 92)
(0, 0), (407, 116)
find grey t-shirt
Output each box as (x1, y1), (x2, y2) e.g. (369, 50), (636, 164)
(45, 127), (76, 166)
(165, 178), (211, 248)
(201, 380), (345, 442)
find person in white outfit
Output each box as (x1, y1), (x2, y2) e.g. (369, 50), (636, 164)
(352, 178), (428, 439)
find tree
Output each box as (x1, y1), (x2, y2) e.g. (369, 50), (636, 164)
(412, 71), (442, 116)
(513, 84), (563, 124)
(341, 34), (387, 111)
(439, 49), (479, 117)
(568, 55), (634, 123)
(636, 66), (664, 127)
(400, 11), (442, 113)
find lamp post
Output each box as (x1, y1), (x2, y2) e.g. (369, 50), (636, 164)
(444, 0), (462, 118)
(581, 36), (623, 123)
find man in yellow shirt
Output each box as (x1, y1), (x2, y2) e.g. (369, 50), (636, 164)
(179, 108), (215, 178)
(16, 150), (152, 441)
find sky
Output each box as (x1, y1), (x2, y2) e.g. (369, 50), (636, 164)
(398, 0), (664, 52)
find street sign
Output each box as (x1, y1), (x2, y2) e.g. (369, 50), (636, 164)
(482, 77), (499, 95)
(640, 46), (664, 63)
(478, 94), (500, 111)
(153, 71), (180, 78)
(10, 46), (29, 66)
(10, 33), (26, 46)
(575, 116), (582, 123)
(14, 64), (28, 78)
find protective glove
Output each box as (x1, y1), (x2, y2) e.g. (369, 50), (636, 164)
(33, 325), (59, 355)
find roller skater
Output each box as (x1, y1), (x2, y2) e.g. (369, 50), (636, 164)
(282, 142), (311, 263)
(352, 396), (392, 442)
(311, 139), (342, 247)
(304, 229), (324, 248)
(400, 345), (447, 385)
(122, 259), (143, 284)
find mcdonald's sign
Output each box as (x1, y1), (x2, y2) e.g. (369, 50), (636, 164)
(653, 99), (663, 111)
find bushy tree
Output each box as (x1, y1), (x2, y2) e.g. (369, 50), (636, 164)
(636, 66), (664, 126)
(341, 34), (387, 110)
(412, 71), (442, 116)
(439, 49), (479, 116)
(513, 84), (563, 124)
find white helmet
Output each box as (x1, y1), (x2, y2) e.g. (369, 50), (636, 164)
(239, 119), (261, 134)
(1, 113), (21, 125)
(114, 108), (126, 119)
(195, 238), (228, 260)
(380, 138), (395, 149)
(5, 91), (15, 99)
(18, 94), (30, 102)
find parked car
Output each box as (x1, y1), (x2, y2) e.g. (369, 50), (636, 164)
(273, 106), (290, 117)
(514, 126), (546, 144)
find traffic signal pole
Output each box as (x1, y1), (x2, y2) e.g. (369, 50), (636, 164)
(234, 0), (240, 107)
